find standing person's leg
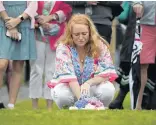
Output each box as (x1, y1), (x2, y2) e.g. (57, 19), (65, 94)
(44, 43), (56, 110)
(95, 24), (112, 44)
(8, 60), (24, 109)
(0, 59), (9, 109)
(0, 59), (8, 88)
(29, 41), (46, 109)
(136, 64), (148, 110)
(135, 25), (156, 110)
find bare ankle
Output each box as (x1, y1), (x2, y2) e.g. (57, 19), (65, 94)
(46, 99), (53, 109)
(32, 98), (38, 109)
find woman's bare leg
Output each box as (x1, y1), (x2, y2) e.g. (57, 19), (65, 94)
(135, 64), (149, 110)
(0, 59), (9, 88)
(32, 98), (39, 109)
(46, 99), (53, 111)
(8, 60), (24, 107)
(0, 59), (8, 109)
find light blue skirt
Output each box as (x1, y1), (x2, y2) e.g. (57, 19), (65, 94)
(0, 1), (37, 60)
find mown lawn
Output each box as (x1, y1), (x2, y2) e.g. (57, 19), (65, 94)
(0, 93), (156, 125)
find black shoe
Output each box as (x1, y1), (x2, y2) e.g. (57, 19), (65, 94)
(109, 89), (129, 110)
(109, 100), (124, 109)
(0, 103), (5, 109)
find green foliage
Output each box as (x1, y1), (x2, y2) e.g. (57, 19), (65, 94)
(0, 94), (156, 125)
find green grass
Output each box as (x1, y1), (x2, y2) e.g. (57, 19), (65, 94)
(0, 93), (156, 125)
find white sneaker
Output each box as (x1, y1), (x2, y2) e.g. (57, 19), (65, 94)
(7, 103), (14, 109)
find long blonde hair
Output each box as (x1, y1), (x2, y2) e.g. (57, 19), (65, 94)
(60, 14), (109, 58)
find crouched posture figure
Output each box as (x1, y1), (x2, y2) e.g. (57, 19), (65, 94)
(47, 14), (118, 109)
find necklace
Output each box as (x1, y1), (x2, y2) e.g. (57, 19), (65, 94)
(76, 48), (86, 64)
(79, 54), (85, 64)
(80, 59), (84, 63)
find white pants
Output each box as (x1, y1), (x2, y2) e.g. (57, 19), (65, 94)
(29, 40), (55, 100)
(51, 81), (115, 109)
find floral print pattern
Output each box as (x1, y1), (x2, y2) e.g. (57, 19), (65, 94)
(47, 42), (118, 88)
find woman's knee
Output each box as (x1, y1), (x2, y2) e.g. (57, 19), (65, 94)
(0, 59), (9, 72)
(51, 84), (75, 109)
(96, 81), (115, 107)
(30, 62), (43, 76)
(12, 61), (24, 73)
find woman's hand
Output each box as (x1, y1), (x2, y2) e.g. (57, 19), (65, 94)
(5, 18), (21, 29)
(4, 17), (12, 23)
(37, 15), (51, 25)
(7, 28), (19, 40)
(133, 3), (144, 18)
(41, 23), (51, 30)
(81, 82), (90, 96)
(34, 23), (39, 28)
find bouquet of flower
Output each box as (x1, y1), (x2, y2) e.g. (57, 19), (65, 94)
(69, 95), (105, 110)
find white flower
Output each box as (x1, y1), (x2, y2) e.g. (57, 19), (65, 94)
(69, 106), (78, 110)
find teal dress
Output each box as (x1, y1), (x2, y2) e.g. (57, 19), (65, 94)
(0, 1), (37, 60)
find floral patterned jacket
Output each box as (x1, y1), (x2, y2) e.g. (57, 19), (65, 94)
(47, 42), (118, 88)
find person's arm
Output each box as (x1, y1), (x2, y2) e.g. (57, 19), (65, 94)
(84, 76), (107, 86)
(0, 2), (19, 40)
(0, 1), (37, 21)
(37, 2), (72, 25)
(69, 81), (81, 100)
(0, 11), (10, 22)
(23, 1), (38, 20)
(131, 1), (143, 18)
(5, 1), (37, 29)
(80, 41), (118, 96)
(80, 76), (107, 95)
(93, 41), (118, 83)
(47, 44), (80, 98)
(117, 1), (131, 23)
(49, 1), (72, 23)
(16, 1), (38, 24)
(0, 1), (5, 12)
(0, 2), (10, 21)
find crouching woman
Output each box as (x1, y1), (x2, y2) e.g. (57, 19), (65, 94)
(47, 14), (118, 109)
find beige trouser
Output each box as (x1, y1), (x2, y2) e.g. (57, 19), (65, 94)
(51, 81), (115, 109)
(29, 40), (55, 100)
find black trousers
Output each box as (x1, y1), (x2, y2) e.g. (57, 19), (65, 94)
(95, 24), (112, 44)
